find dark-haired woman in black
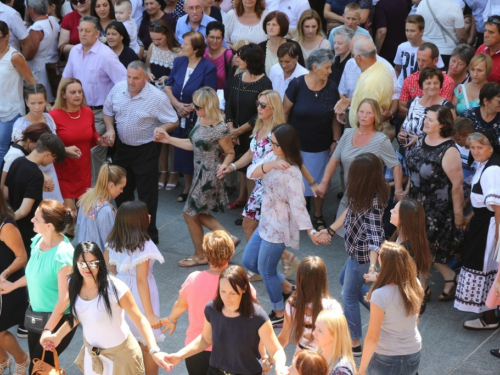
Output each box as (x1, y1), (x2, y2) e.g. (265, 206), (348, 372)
(40, 241), (170, 375)
(106, 21), (140, 68)
(164, 265), (288, 375)
(225, 43), (272, 210)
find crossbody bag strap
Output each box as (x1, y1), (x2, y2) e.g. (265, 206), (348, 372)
(424, 0), (458, 45)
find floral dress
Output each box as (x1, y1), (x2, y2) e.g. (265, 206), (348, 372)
(242, 131), (272, 221)
(406, 135), (462, 263)
(184, 121), (230, 216)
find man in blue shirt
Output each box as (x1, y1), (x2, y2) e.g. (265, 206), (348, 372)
(175, 0), (227, 46)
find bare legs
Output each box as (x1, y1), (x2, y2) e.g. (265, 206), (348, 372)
(63, 198), (76, 237)
(0, 331), (28, 365)
(139, 342), (158, 375)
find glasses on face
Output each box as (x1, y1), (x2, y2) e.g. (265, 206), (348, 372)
(487, 16), (500, 25)
(77, 260), (100, 269)
(256, 100), (271, 109)
(271, 140), (280, 148)
(207, 36), (222, 42)
(193, 103), (202, 111)
(71, 0), (86, 5)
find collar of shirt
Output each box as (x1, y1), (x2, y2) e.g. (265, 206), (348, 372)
(121, 81), (154, 101)
(75, 39), (103, 56)
(184, 12), (211, 28)
(481, 45), (500, 56)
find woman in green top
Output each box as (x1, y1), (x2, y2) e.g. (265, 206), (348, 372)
(0, 199), (76, 373)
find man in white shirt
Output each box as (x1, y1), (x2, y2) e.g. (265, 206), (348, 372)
(265, 0), (310, 31)
(269, 42), (308, 100)
(0, 2), (34, 59)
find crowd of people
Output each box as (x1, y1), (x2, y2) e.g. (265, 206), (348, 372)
(0, 0), (500, 374)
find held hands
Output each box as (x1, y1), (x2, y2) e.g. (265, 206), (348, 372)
(159, 317), (176, 336)
(334, 94), (349, 115)
(151, 352), (173, 371)
(309, 230), (331, 245)
(66, 145), (82, 159)
(0, 280), (15, 294)
(455, 214), (466, 231)
(399, 132), (418, 148)
(154, 128), (170, 143)
(163, 353), (183, 369)
(43, 175), (55, 192)
(216, 164), (233, 179)
(147, 314), (162, 330)
(176, 103), (192, 117)
(101, 129), (116, 147)
(315, 181), (327, 199)
(363, 272), (378, 283)
(275, 365), (288, 375)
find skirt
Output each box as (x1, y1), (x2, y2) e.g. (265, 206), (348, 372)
(301, 150), (331, 197)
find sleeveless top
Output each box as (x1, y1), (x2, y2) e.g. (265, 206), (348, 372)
(454, 84), (480, 116)
(0, 47), (25, 121)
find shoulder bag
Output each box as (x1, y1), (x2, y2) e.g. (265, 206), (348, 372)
(424, 0), (458, 45)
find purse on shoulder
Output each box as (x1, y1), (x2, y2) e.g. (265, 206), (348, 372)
(24, 305), (51, 334)
(32, 348), (65, 375)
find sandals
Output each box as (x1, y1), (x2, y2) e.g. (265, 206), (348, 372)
(463, 318), (499, 330)
(158, 170), (168, 189)
(282, 253), (300, 278)
(177, 256), (208, 267)
(313, 216), (326, 231)
(234, 218), (243, 226)
(438, 279), (457, 301)
(227, 200), (246, 210)
(13, 353), (29, 375)
(177, 193), (188, 202)
(166, 172), (179, 190)
(0, 358), (11, 375)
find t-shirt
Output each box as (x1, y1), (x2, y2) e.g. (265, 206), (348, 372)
(205, 301), (268, 374)
(372, 0), (407, 63)
(203, 48), (233, 90)
(2, 143), (27, 172)
(394, 42), (445, 89)
(0, 2), (28, 51)
(416, 0), (464, 55)
(60, 10), (83, 46)
(25, 234), (74, 313)
(370, 285), (422, 356)
(5, 157), (44, 248)
(325, 0), (372, 16)
(75, 276), (130, 348)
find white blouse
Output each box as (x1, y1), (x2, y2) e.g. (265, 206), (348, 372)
(224, 10), (269, 45)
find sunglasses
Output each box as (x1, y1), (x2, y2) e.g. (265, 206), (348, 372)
(193, 103), (203, 111)
(71, 0), (86, 5)
(150, 21), (165, 31)
(271, 140), (280, 148)
(256, 100), (271, 109)
(77, 260), (100, 270)
(487, 16), (500, 24)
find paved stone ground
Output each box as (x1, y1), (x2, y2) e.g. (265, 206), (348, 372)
(9, 171), (500, 374)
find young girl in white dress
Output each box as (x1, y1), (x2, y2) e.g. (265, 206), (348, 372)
(105, 201), (165, 375)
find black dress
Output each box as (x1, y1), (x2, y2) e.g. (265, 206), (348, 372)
(330, 53), (351, 86)
(225, 73), (273, 163)
(118, 46), (139, 69)
(0, 218), (28, 331)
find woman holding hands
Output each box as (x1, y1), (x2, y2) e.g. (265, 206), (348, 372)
(155, 87), (238, 267)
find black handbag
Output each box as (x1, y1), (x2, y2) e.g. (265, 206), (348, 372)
(24, 305), (51, 334)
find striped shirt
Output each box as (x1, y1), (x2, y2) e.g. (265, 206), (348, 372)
(103, 81), (178, 146)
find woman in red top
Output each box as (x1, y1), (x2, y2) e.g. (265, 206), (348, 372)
(50, 78), (104, 238)
(58, 0), (91, 58)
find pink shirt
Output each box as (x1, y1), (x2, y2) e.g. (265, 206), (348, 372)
(62, 40), (127, 106)
(203, 48), (233, 90)
(179, 270), (256, 349)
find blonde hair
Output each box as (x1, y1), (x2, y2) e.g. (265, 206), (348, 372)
(344, 2), (361, 16)
(232, 38), (251, 51)
(296, 9), (326, 44)
(202, 230), (234, 268)
(251, 90), (285, 137)
(356, 98), (383, 131)
(78, 164), (126, 214)
(53, 78), (88, 110)
(192, 87), (224, 124)
(469, 53), (493, 77)
(316, 309), (356, 373)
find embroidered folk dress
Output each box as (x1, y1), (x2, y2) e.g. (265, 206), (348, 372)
(455, 153), (500, 313)
(76, 199), (116, 252)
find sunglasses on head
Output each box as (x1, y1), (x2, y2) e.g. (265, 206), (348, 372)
(150, 21), (165, 31)
(71, 0), (86, 5)
(488, 16), (500, 24)
(193, 103), (202, 111)
(256, 100), (271, 109)
(77, 260), (100, 270)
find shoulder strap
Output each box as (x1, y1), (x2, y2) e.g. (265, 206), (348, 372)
(459, 84), (470, 109)
(223, 49), (231, 79)
(424, 0), (458, 45)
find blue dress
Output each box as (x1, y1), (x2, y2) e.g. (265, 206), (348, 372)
(166, 57), (217, 174)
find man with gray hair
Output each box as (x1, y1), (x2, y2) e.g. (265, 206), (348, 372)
(63, 15), (127, 184)
(335, 36), (395, 127)
(104, 61), (178, 244)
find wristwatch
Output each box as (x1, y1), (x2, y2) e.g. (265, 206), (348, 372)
(149, 347), (161, 355)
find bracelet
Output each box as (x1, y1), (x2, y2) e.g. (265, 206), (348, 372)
(149, 347), (161, 355)
(42, 328), (52, 334)
(369, 264), (376, 270)
(261, 164), (266, 174)
(308, 180), (316, 187)
(230, 163), (237, 171)
(309, 229), (318, 237)
(395, 189), (404, 194)
(332, 140), (338, 143)
(166, 316), (177, 325)
(327, 227), (336, 236)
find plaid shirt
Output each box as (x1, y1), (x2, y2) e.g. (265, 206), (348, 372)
(399, 71), (454, 102)
(344, 198), (386, 264)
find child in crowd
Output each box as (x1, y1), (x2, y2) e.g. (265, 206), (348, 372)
(394, 15), (444, 89)
(106, 201), (165, 375)
(277, 256), (341, 352)
(114, 0), (141, 55)
(76, 163), (126, 252)
(381, 123), (408, 238)
(328, 3), (371, 47)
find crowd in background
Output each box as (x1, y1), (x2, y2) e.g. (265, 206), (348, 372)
(0, 0), (500, 374)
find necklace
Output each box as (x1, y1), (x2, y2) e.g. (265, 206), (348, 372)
(357, 128), (372, 136)
(65, 108), (81, 120)
(82, 285), (97, 300)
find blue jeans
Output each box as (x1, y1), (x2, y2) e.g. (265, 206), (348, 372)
(367, 351), (420, 375)
(0, 114), (20, 166)
(242, 229), (286, 311)
(339, 257), (370, 340)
